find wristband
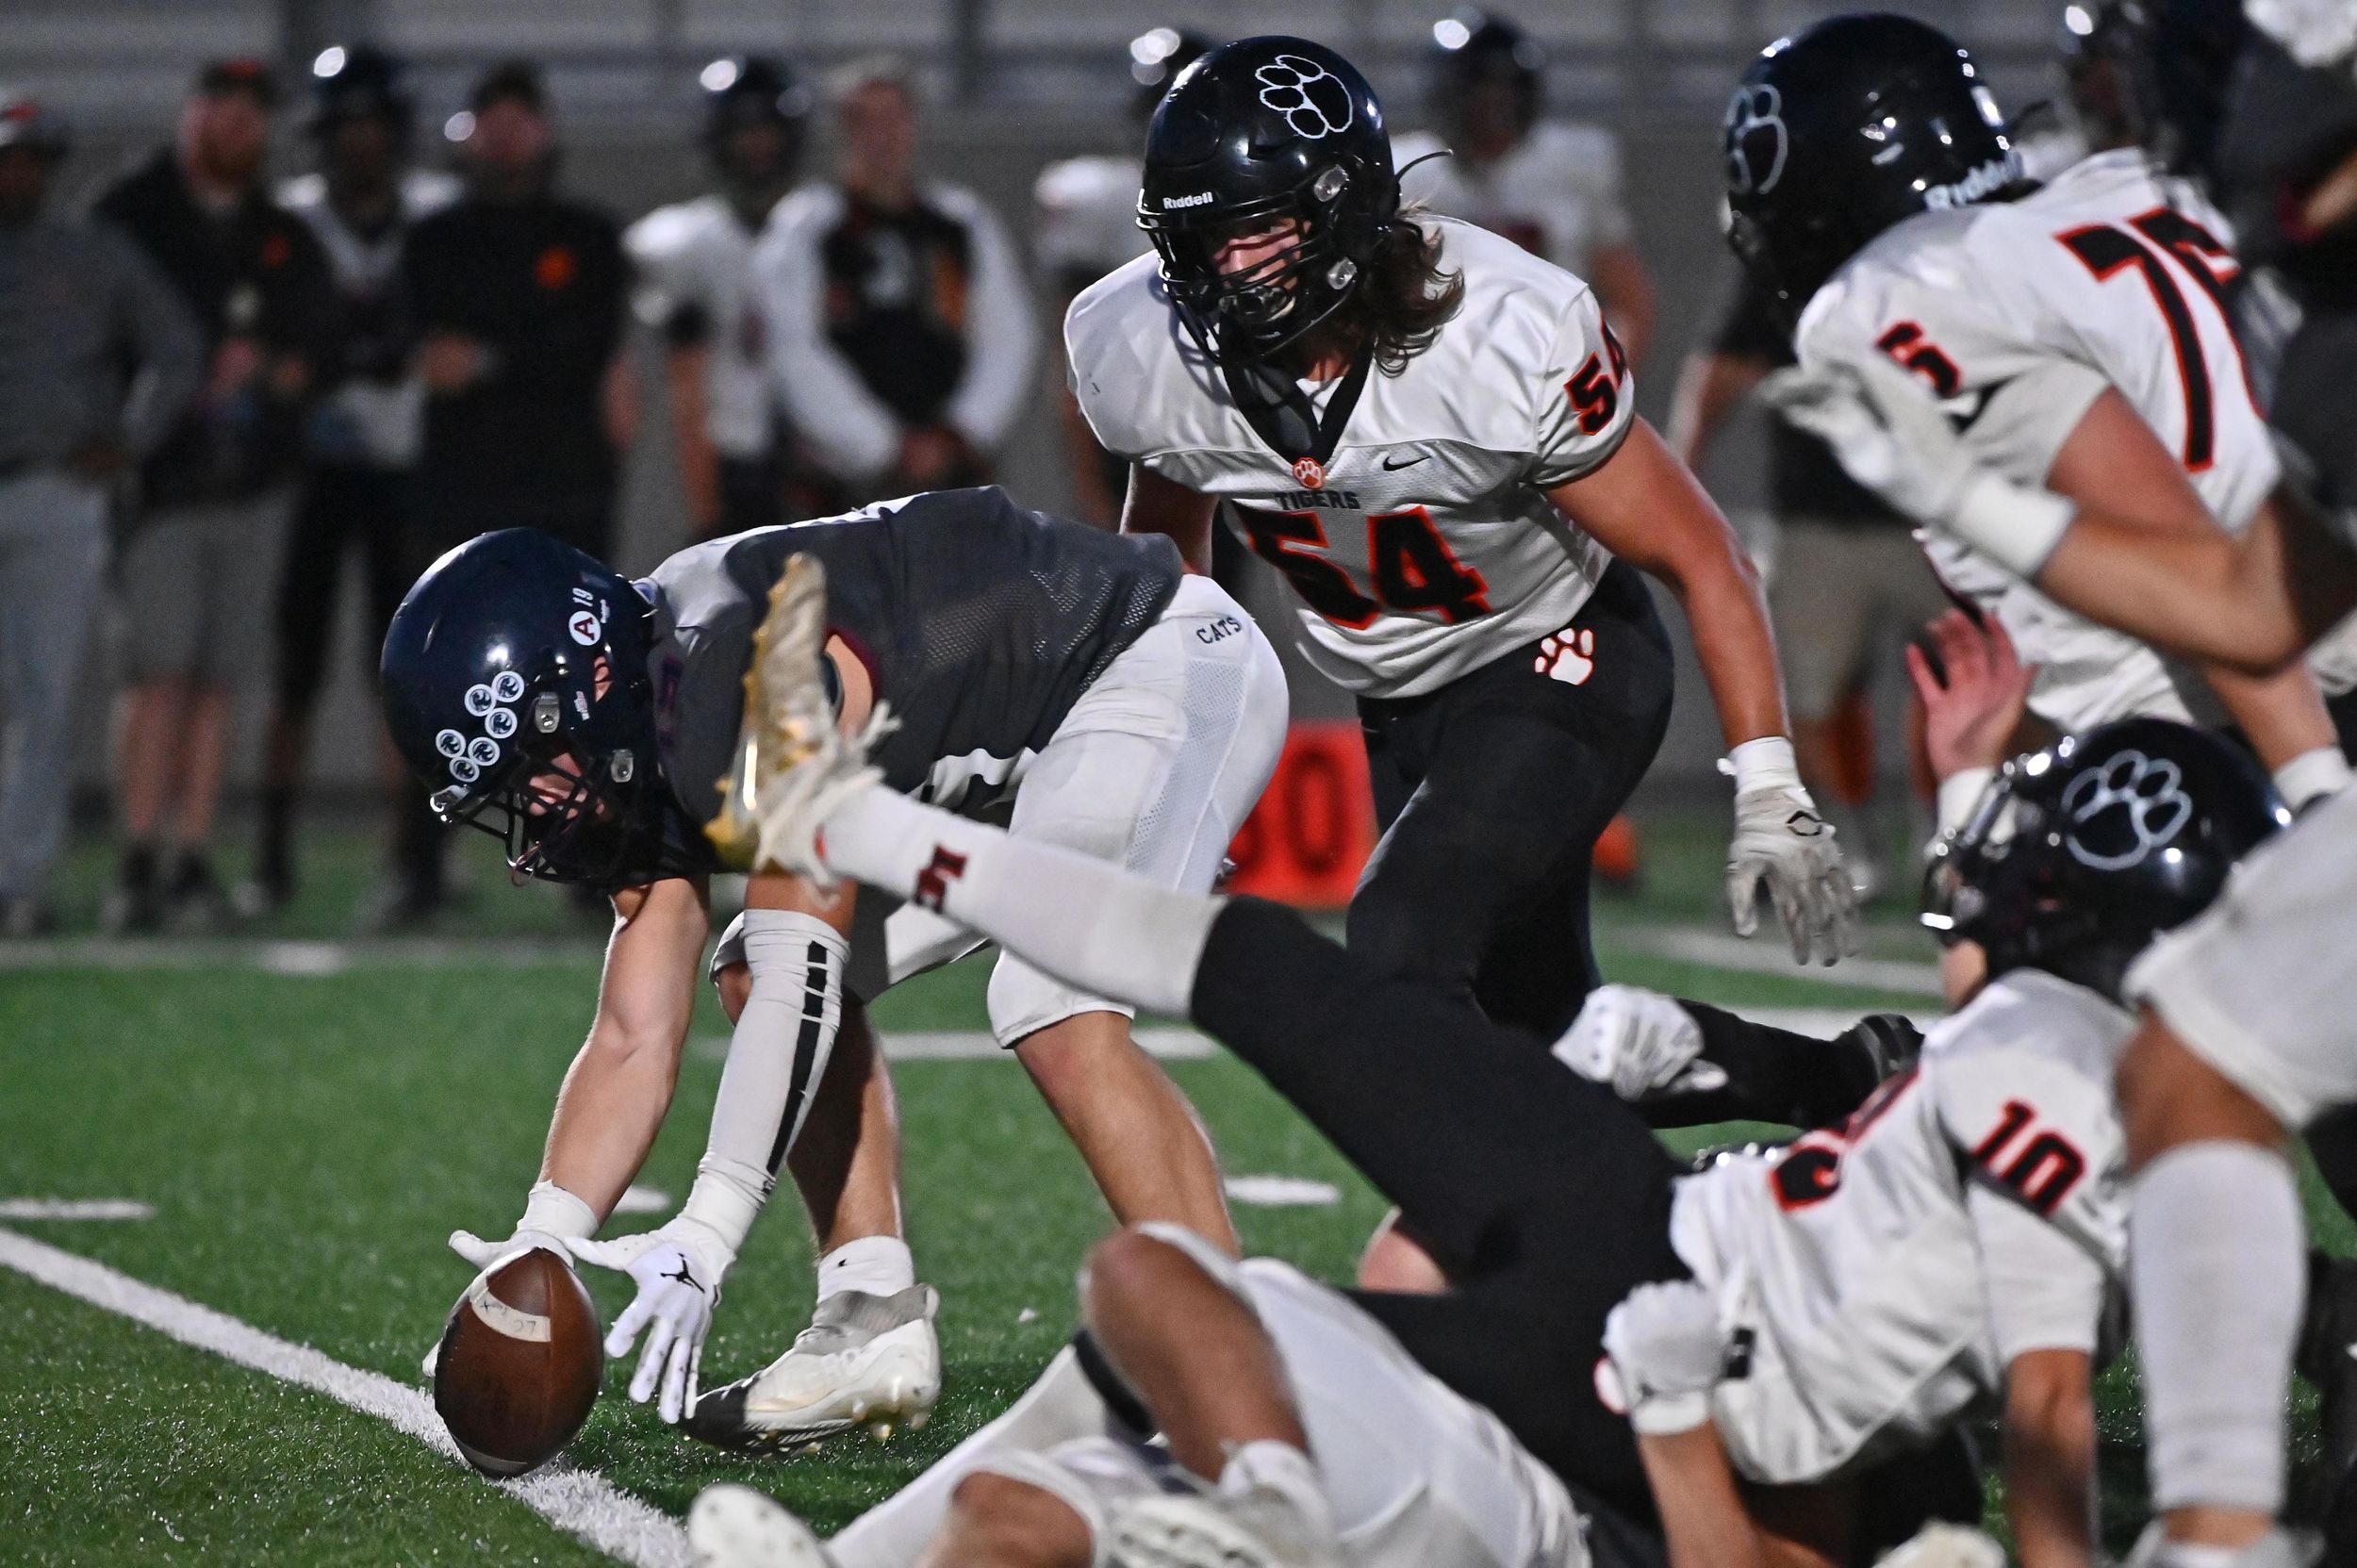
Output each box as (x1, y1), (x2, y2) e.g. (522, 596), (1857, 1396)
(1947, 471), (2078, 580)
(520, 1180), (599, 1242)
(1724, 735), (1805, 798)
(1936, 767), (1997, 840)
(1626, 1387), (1716, 1437)
(2273, 746), (2352, 814)
(681, 1154), (769, 1256)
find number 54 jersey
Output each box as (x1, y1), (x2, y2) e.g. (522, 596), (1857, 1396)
(1668, 969), (2130, 1485)
(1796, 148), (2280, 731)
(1066, 216), (1633, 699)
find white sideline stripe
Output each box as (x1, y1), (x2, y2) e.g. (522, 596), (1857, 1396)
(0, 937), (599, 972)
(1621, 928), (1947, 998)
(0, 1229), (691, 1568)
(0, 1198), (155, 1221)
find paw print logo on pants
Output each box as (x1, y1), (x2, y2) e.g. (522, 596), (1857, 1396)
(1537, 628), (1597, 686)
(1254, 55), (1355, 139)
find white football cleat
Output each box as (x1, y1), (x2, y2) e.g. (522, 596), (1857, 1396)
(1113, 1486), (1343, 1568)
(688, 1483), (835, 1567)
(684, 1285), (941, 1455)
(704, 553), (890, 883)
(1551, 982), (1722, 1101)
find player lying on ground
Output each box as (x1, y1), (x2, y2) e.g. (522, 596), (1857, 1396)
(700, 555), (2284, 1568)
(377, 487), (1286, 1448)
(1770, 236), (2357, 1563)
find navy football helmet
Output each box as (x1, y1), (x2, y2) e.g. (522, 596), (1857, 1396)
(1722, 13), (2025, 316)
(1137, 36), (1397, 364)
(1925, 718), (2288, 999)
(380, 530), (698, 889)
(700, 55), (810, 171)
(306, 45), (414, 140)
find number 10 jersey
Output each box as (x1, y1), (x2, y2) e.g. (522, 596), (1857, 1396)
(1065, 216), (1635, 700)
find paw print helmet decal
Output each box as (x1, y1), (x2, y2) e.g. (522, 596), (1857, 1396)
(1137, 36), (1397, 365)
(1923, 717), (2288, 999)
(1722, 13), (2023, 321)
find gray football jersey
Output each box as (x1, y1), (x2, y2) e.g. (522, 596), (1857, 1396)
(642, 487), (1183, 836)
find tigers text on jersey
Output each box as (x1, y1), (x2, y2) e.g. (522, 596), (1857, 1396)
(1394, 123), (1637, 279)
(626, 191), (782, 460)
(1798, 149), (2277, 732)
(278, 168), (457, 468)
(1668, 969), (2129, 1484)
(641, 487), (1182, 838)
(1065, 216), (1633, 699)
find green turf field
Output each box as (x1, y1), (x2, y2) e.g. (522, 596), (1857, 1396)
(0, 814), (2341, 1562)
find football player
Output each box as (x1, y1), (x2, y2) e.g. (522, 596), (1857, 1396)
(1069, 40), (1855, 1139)
(378, 487), (1286, 1450)
(710, 555), (2286, 1568)
(1394, 10), (1656, 367)
(626, 57), (811, 539)
(1728, 14), (2350, 851)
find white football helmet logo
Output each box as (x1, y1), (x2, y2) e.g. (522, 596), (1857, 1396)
(2060, 750), (2194, 871)
(1256, 55), (1354, 139)
(1724, 83), (1788, 196)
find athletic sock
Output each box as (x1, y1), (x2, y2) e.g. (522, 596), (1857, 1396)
(817, 1234), (915, 1302)
(1220, 1438), (1330, 1532)
(818, 785), (1218, 1017)
(2132, 1140), (2304, 1516)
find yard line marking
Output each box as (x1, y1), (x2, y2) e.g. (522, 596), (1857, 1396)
(0, 1229), (691, 1568)
(0, 937), (599, 972)
(0, 1198), (154, 1221)
(613, 1184), (673, 1215)
(692, 1027), (1218, 1063)
(1618, 927), (1947, 998)
(1226, 1176), (1342, 1208)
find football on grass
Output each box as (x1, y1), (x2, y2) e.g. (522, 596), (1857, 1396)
(433, 1247), (602, 1477)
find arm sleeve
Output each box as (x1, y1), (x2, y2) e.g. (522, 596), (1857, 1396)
(942, 190), (1039, 452)
(755, 197), (902, 481)
(1527, 285), (1637, 487)
(104, 226), (204, 458)
(1969, 1184), (2107, 1360)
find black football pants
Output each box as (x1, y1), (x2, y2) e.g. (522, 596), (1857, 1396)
(1350, 560), (1673, 1039)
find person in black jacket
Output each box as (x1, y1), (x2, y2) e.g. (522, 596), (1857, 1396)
(93, 58), (333, 933)
(389, 60), (631, 925)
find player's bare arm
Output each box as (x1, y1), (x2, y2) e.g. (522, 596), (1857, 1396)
(1665, 349), (1771, 470)
(2001, 1348), (2101, 1568)
(538, 872), (712, 1214)
(1633, 1425), (1774, 1568)
(1547, 416), (1788, 747)
(1118, 460), (1217, 574)
(1589, 241), (1657, 371)
(2042, 388), (2341, 776)
(662, 341), (723, 534)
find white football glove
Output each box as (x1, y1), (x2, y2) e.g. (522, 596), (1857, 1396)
(566, 1214), (736, 1424)
(1602, 1279), (1727, 1437)
(1554, 983), (1720, 1101)
(1728, 784), (1859, 967)
(1872, 1522), (2006, 1568)
(430, 1182), (600, 1378)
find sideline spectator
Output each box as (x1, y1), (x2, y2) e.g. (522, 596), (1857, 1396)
(1033, 26), (1211, 526)
(754, 57), (1033, 504)
(1396, 10), (1657, 368)
(94, 59), (332, 934)
(243, 46), (457, 918)
(1669, 270), (1948, 901)
(395, 59), (628, 926)
(0, 92), (201, 937)
(627, 55), (811, 539)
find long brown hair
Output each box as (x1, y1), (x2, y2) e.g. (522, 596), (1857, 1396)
(1346, 203), (1465, 375)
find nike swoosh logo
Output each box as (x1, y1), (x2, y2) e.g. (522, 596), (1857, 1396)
(1380, 453), (1430, 470)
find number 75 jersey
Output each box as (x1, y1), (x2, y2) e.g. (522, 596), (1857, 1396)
(1065, 216), (1634, 700)
(1795, 148), (2278, 732)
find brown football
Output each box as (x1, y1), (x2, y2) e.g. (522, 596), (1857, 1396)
(432, 1247), (602, 1477)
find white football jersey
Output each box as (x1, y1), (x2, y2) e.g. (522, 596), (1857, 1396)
(1033, 153), (1148, 286)
(1799, 149), (2280, 731)
(1668, 970), (2130, 1484)
(1065, 217), (1634, 699)
(1394, 122), (1636, 279)
(626, 191), (783, 460)
(278, 168), (457, 468)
